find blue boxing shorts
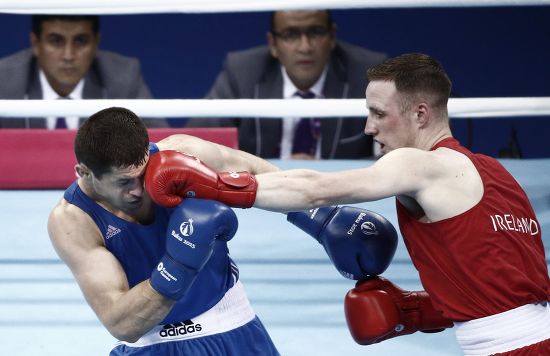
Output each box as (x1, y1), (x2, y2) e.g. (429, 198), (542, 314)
(110, 281), (279, 355)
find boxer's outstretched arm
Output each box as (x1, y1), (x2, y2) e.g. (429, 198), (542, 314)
(156, 134), (279, 174)
(254, 149), (420, 212)
(48, 200), (174, 342)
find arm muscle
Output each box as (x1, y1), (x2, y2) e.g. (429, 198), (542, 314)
(48, 200), (174, 342)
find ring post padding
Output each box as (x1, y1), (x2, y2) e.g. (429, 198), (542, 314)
(0, 128), (238, 189)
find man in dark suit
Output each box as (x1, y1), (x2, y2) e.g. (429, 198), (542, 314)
(0, 15), (166, 128)
(188, 10), (386, 159)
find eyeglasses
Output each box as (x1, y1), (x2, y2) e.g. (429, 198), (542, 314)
(272, 26), (331, 42)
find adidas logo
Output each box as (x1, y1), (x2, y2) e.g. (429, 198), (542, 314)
(105, 224), (121, 239)
(159, 320), (202, 337)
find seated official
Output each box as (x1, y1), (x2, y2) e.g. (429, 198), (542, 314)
(187, 10), (386, 159)
(0, 14), (166, 129)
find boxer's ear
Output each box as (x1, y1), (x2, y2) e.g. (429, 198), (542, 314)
(75, 163), (91, 179)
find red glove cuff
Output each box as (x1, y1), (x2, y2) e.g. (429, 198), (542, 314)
(217, 172), (257, 208)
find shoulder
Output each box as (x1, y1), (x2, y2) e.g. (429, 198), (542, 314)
(94, 50), (141, 72)
(91, 50), (149, 97)
(0, 49), (33, 68)
(375, 147), (448, 178)
(329, 41), (386, 95)
(381, 147), (477, 186)
(48, 199), (103, 255)
(433, 146), (480, 176)
(401, 146), (461, 166)
(213, 45), (278, 97)
(225, 45), (272, 66)
(92, 50), (145, 84)
(378, 147), (431, 163)
(333, 41), (387, 67)
(49, 198), (101, 235)
(223, 45), (275, 76)
(0, 49), (34, 98)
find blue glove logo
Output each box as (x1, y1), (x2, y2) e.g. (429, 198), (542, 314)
(180, 219), (194, 237)
(169, 219), (196, 249)
(360, 221), (379, 236)
(308, 208), (319, 219)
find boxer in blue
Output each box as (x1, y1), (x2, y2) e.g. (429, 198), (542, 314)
(49, 106), (401, 355)
(47, 107), (280, 355)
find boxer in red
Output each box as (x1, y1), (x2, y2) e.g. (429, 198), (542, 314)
(145, 53), (550, 355)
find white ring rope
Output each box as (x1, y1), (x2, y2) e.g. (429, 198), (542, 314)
(0, 0), (549, 14)
(1, 2), (547, 121)
(0, 98), (549, 119)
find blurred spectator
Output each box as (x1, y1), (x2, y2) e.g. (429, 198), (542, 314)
(188, 10), (386, 159)
(0, 15), (166, 128)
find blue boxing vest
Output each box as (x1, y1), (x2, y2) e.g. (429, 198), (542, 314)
(63, 147), (237, 324)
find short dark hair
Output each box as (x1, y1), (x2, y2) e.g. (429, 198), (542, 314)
(367, 53), (452, 113)
(270, 10), (333, 32)
(32, 15), (100, 37)
(75, 107), (149, 178)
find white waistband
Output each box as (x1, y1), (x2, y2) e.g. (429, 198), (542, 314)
(454, 302), (550, 355)
(117, 281), (255, 348)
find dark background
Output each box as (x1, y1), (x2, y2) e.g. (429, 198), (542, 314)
(1, 6), (549, 157)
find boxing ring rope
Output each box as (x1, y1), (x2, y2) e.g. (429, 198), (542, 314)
(1, 97), (550, 119)
(1, 0), (549, 14)
(0, 0), (548, 120)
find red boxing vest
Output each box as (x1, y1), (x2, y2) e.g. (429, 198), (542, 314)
(396, 138), (549, 321)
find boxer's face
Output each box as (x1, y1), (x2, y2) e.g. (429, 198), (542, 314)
(91, 162), (150, 214)
(31, 19), (99, 97)
(364, 80), (417, 155)
(268, 11), (335, 91)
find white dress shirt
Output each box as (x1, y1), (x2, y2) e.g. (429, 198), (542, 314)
(39, 70), (84, 129)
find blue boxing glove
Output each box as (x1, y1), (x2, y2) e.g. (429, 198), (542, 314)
(287, 206), (397, 280)
(150, 198), (238, 300)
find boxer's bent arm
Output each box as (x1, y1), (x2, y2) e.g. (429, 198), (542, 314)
(48, 200), (174, 342)
(156, 134), (279, 174)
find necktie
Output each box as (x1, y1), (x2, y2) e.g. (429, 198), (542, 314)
(55, 116), (67, 129)
(54, 97), (69, 129)
(292, 91), (321, 156)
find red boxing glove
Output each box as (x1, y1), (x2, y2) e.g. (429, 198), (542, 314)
(344, 276), (453, 345)
(145, 150), (257, 208)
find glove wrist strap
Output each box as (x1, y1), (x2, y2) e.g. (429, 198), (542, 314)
(218, 172), (257, 208)
(150, 254), (199, 300)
